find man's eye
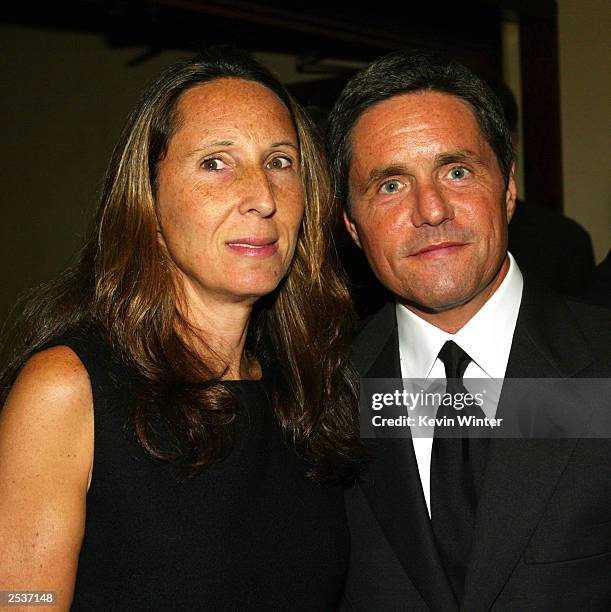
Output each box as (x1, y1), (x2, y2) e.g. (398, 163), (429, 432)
(267, 156), (292, 170)
(201, 158), (226, 171)
(379, 180), (402, 194)
(448, 167), (470, 180)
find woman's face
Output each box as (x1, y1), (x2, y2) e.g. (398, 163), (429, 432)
(155, 77), (304, 310)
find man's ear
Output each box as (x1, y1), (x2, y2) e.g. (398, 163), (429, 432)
(343, 209), (362, 249)
(505, 162), (517, 223)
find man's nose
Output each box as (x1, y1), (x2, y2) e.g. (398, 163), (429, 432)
(238, 167), (277, 217)
(410, 179), (454, 227)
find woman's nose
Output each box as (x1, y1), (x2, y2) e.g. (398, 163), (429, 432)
(238, 167), (277, 217)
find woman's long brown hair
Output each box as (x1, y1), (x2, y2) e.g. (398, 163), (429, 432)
(0, 47), (364, 483)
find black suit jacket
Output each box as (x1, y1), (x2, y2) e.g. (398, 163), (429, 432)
(342, 283), (611, 611)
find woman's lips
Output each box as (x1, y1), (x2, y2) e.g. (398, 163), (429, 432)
(226, 237), (279, 258)
(411, 242), (465, 258)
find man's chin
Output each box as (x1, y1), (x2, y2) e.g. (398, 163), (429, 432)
(398, 292), (474, 315)
(395, 268), (507, 322)
(393, 276), (475, 313)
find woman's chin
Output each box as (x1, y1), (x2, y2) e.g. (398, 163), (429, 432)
(224, 275), (286, 304)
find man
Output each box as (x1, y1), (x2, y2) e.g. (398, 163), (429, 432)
(327, 51), (611, 611)
(589, 249), (611, 306)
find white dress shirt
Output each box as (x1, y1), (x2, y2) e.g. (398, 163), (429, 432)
(396, 253), (524, 516)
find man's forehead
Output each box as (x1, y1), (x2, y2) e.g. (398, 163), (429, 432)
(347, 91), (490, 172)
(352, 91), (479, 140)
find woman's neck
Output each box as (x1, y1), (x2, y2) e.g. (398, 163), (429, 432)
(178, 287), (258, 380)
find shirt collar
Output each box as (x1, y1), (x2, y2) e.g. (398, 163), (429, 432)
(396, 252), (523, 379)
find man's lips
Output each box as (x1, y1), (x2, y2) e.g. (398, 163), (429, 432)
(226, 237), (278, 257)
(411, 241), (466, 257)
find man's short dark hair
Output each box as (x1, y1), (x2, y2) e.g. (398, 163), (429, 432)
(485, 76), (519, 135)
(327, 49), (514, 212)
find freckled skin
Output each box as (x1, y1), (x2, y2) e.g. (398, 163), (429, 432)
(344, 91), (517, 332)
(156, 78), (304, 311)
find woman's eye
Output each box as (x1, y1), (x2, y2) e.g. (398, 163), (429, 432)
(267, 156), (292, 170)
(379, 180), (402, 194)
(201, 158), (226, 171)
(448, 166), (470, 180)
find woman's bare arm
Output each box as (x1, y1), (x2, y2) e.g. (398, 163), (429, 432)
(0, 346), (94, 610)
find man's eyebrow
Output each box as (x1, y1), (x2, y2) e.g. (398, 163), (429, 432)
(358, 151), (486, 192)
(435, 149), (483, 166)
(362, 164), (410, 193)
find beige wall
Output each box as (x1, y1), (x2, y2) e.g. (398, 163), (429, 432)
(501, 19), (525, 198)
(558, 0), (611, 261)
(0, 26), (189, 322)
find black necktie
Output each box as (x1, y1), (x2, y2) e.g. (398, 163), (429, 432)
(430, 341), (488, 601)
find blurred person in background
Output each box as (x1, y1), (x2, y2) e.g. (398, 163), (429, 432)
(490, 78), (596, 297)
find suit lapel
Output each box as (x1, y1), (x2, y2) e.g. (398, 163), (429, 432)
(462, 285), (593, 610)
(355, 303), (458, 611)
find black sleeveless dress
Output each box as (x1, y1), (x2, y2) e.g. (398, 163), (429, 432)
(42, 328), (349, 611)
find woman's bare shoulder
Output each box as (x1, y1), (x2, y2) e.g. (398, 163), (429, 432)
(0, 346), (93, 597)
(0, 343), (95, 489)
(10, 344), (92, 406)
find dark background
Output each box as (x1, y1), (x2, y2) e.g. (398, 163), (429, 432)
(1, 0), (608, 323)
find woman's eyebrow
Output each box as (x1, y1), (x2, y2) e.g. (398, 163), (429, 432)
(189, 140), (298, 155)
(197, 140), (235, 150)
(270, 140), (298, 149)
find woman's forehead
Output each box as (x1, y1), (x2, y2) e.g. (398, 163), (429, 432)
(173, 78), (295, 139)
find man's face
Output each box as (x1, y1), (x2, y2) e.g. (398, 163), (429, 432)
(344, 91), (516, 323)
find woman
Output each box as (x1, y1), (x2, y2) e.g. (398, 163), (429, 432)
(0, 47), (362, 610)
